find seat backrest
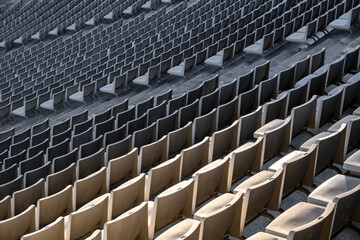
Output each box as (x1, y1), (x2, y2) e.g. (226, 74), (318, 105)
(278, 65), (295, 92)
(238, 69), (254, 94)
(239, 85), (259, 116)
(95, 116), (115, 138)
(210, 120), (239, 161)
(21, 217), (64, 240)
(156, 110), (179, 140)
(146, 154), (181, 200)
(179, 99), (199, 128)
(254, 60), (270, 84)
(37, 185), (72, 229)
(67, 194), (109, 240)
(0, 175), (23, 200)
(108, 148), (138, 191)
(310, 47), (325, 73)
(0, 195), (11, 221)
(136, 96), (154, 118)
(104, 202), (148, 240)
(70, 109), (88, 128)
(71, 127), (93, 150)
(138, 135), (167, 172)
(0, 205), (35, 240)
(79, 135), (103, 159)
(46, 138), (69, 163)
(290, 95), (317, 138)
(262, 93), (288, 125)
(77, 148), (105, 179)
(103, 123), (126, 147)
(116, 106), (135, 128)
(47, 163), (76, 196)
(260, 74), (278, 104)
(193, 158), (230, 205)
(149, 179), (195, 238)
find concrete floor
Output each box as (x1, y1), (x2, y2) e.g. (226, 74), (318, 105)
(0, 1), (360, 239)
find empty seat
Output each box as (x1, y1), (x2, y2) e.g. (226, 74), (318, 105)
(192, 108), (217, 144)
(104, 202), (148, 240)
(155, 219), (201, 240)
(290, 95), (317, 139)
(254, 61), (270, 84)
(239, 106), (262, 143)
(0, 195), (10, 221)
(156, 110), (178, 140)
(47, 163), (76, 196)
(328, 115), (360, 152)
(265, 202), (335, 240)
(262, 93), (288, 125)
(194, 193), (243, 239)
(24, 162), (51, 187)
(71, 127), (93, 150)
(107, 148), (138, 190)
(254, 118), (291, 161)
(329, 5), (360, 30)
(67, 194), (109, 240)
(105, 135), (132, 163)
(21, 217), (64, 240)
(192, 158), (230, 205)
(179, 99), (199, 128)
(0, 205), (35, 240)
(77, 148), (105, 179)
(300, 124), (346, 173)
(308, 174), (360, 234)
(138, 135), (167, 172)
(46, 138), (70, 162)
(0, 175), (23, 200)
(148, 179), (195, 239)
(343, 149), (360, 175)
(205, 45), (234, 67)
(31, 119), (49, 135)
(210, 120), (239, 161)
(37, 185), (72, 229)
(244, 32), (274, 55)
(239, 85), (259, 116)
(145, 154), (181, 200)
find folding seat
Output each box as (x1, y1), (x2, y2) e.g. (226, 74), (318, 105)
(329, 4), (360, 30)
(179, 98), (199, 128)
(187, 83), (204, 105)
(138, 135), (167, 173)
(10, 137), (30, 156)
(46, 137), (70, 162)
(259, 74), (278, 105)
(296, 68), (327, 100)
(265, 202), (336, 240)
(31, 119), (49, 135)
(77, 148), (104, 179)
(132, 122), (156, 149)
(254, 117), (291, 162)
(284, 82), (309, 115)
(73, 118), (93, 136)
(300, 124), (346, 174)
(24, 161), (51, 187)
(21, 217), (64, 240)
(156, 109), (178, 139)
(136, 96), (154, 117)
(66, 194), (109, 240)
(0, 195), (11, 221)
(205, 44), (234, 67)
(343, 149), (360, 175)
(100, 73), (127, 95)
(13, 128), (30, 144)
(0, 136), (11, 154)
(116, 105), (135, 128)
(326, 55), (345, 87)
(93, 109), (112, 127)
(219, 79), (237, 105)
(71, 127), (93, 150)
(12, 96), (37, 117)
(70, 109), (88, 128)
(244, 32), (274, 55)
(278, 64), (295, 93)
(147, 179), (195, 238)
(238, 85), (259, 116)
(0, 205), (35, 240)
(13, 178), (45, 216)
(290, 95), (317, 139)
(0, 163), (17, 185)
(0, 127), (14, 142)
(111, 98), (129, 117)
(262, 93), (288, 125)
(344, 45), (360, 74)
(47, 162), (76, 196)
(4, 150), (27, 169)
(69, 81), (96, 103)
(286, 19), (317, 44)
(192, 158), (230, 205)
(253, 61), (270, 85)
(79, 135), (103, 159)
(51, 118), (70, 137)
(312, 88), (343, 132)
(337, 74), (360, 113)
(192, 108), (217, 144)
(203, 74), (219, 95)
(105, 133), (132, 162)
(147, 100), (167, 125)
(155, 219), (201, 240)
(31, 127), (50, 146)
(74, 166), (107, 210)
(104, 201), (147, 240)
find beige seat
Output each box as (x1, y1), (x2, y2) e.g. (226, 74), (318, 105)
(238, 106), (262, 143)
(0, 195), (10, 221)
(107, 148), (138, 191)
(85, 229), (102, 240)
(145, 154), (181, 200)
(138, 135), (167, 173)
(192, 158), (230, 205)
(226, 137), (264, 182)
(46, 163), (76, 196)
(12, 178), (45, 216)
(109, 173), (145, 220)
(265, 202), (336, 240)
(194, 193), (243, 239)
(300, 124), (346, 173)
(268, 144), (317, 196)
(0, 205), (36, 240)
(167, 121), (192, 158)
(148, 179), (195, 239)
(308, 174), (360, 233)
(103, 202), (148, 240)
(180, 137), (210, 179)
(246, 232), (286, 240)
(155, 218), (201, 240)
(254, 118), (291, 162)
(66, 194), (109, 240)
(209, 120), (239, 161)
(37, 185), (72, 229)
(21, 217), (64, 240)
(233, 168), (284, 237)
(74, 167), (107, 210)
(77, 148), (105, 179)
(343, 149), (360, 175)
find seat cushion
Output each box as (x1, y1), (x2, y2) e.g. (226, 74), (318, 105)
(40, 99), (54, 110)
(268, 150), (305, 172)
(167, 65), (185, 77)
(308, 174), (360, 206)
(254, 119), (285, 138)
(343, 150), (360, 174)
(133, 75), (149, 85)
(233, 170), (274, 194)
(328, 115), (357, 132)
(69, 91), (84, 102)
(100, 83), (115, 94)
(205, 55), (223, 67)
(266, 202), (325, 238)
(155, 219), (200, 240)
(12, 106), (25, 116)
(195, 193), (235, 216)
(299, 132), (332, 151)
